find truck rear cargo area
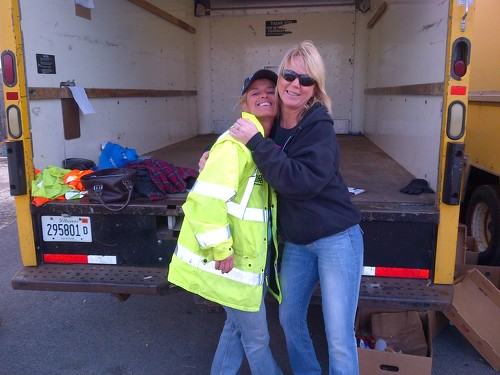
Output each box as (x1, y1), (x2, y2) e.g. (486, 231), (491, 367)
(13, 133), (450, 310)
(5, 0), (474, 311)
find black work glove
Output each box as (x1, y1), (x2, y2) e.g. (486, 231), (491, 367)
(400, 179), (434, 195)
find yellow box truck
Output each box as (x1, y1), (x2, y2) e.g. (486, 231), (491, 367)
(1, 0), (491, 310)
(461, 0), (500, 265)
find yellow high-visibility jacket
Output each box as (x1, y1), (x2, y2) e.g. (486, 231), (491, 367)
(168, 113), (281, 312)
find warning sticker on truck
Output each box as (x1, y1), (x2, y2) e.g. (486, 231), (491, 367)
(266, 20), (297, 36)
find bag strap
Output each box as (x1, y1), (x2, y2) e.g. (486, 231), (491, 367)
(92, 179), (134, 211)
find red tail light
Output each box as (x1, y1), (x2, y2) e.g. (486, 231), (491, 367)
(1, 51), (17, 86)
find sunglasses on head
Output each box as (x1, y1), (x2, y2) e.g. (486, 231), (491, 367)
(282, 69), (316, 86)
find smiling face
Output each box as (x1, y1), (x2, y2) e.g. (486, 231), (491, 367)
(278, 56), (316, 119)
(241, 78), (278, 124)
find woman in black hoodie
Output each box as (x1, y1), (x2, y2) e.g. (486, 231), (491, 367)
(230, 40), (364, 375)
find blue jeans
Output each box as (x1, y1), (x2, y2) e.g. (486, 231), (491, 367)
(211, 254), (282, 375)
(279, 224), (364, 375)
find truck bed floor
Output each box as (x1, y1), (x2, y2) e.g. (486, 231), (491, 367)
(148, 133), (436, 209)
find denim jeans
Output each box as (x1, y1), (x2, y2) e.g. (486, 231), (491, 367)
(211, 252), (282, 375)
(279, 224), (364, 375)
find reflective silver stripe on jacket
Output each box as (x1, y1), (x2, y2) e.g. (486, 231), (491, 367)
(175, 244), (264, 286)
(195, 225), (231, 247)
(192, 169), (266, 222)
(225, 169), (267, 222)
(190, 180), (236, 201)
(227, 203), (268, 222)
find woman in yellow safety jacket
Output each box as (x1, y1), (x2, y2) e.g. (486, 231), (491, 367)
(168, 69), (283, 375)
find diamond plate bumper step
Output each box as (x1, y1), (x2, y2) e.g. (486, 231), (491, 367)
(12, 264), (177, 296)
(313, 276), (453, 311)
(13, 265), (453, 311)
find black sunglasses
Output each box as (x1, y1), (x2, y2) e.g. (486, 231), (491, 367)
(282, 69), (316, 86)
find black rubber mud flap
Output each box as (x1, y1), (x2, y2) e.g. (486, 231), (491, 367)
(6, 140), (27, 196)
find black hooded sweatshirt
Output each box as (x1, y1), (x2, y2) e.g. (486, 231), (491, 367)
(246, 102), (361, 244)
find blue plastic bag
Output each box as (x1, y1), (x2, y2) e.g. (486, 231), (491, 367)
(97, 142), (140, 170)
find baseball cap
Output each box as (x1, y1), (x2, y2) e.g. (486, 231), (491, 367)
(240, 69), (278, 95)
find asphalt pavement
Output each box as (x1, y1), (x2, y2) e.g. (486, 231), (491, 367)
(0, 158), (497, 374)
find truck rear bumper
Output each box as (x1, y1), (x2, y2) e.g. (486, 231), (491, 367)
(12, 264), (177, 296)
(314, 276), (453, 312)
(13, 265), (453, 311)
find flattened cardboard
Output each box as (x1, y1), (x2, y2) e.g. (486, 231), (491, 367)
(444, 269), (500, 370)
(454, 264), (500, 288)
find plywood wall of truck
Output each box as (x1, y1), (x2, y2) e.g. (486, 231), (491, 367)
(199, 6), (356, 134)
(20, 0), (198, 169)
(363, 0), (449, 189)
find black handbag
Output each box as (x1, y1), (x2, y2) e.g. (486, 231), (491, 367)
(81, 168), (136, 211)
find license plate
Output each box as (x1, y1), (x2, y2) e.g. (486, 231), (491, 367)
(41, 216), (92, 242)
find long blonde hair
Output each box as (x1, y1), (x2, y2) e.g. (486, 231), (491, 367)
(277, 40), (332, 118)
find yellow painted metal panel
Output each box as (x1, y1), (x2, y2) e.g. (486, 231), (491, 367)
(434, 204), (461, 284)
(466, 0), (500, 178)
(466, 102), (500, 176)
(14, 196), (37, 266)
(469, 0), (500, 92)
(1, 0), (37, 266)
(434, 0), (475, 284)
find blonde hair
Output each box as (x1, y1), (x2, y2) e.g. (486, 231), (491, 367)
(278, 40), (332, 117)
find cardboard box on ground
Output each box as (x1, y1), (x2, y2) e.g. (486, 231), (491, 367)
(444, 224), (500, 371)
(355, 224), (500, 374)
(444, 269), (500, 371)
(454, 224), (500, 288)
(355, 308), (446, 375)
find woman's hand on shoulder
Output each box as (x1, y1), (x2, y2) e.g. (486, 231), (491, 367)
(229, 118), (259, 144)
